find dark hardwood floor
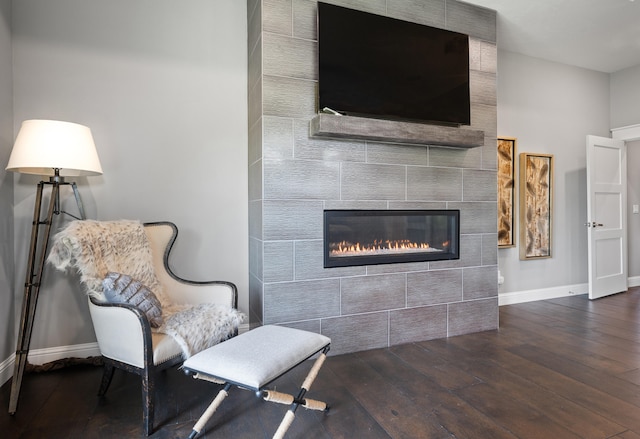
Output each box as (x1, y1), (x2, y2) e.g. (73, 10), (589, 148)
(3, 288), (640, 438)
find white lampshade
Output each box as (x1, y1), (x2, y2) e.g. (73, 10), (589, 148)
(6, 119), (103, 177)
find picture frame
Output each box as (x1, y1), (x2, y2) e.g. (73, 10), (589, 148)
(519, 152), (553, 260)
(497, 137), (517, 248)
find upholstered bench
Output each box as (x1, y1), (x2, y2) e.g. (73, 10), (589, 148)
(182, 325), (331, 439)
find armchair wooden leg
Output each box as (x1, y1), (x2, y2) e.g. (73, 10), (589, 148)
(97, 362), (115, 397)
(142, 368), (155, 436)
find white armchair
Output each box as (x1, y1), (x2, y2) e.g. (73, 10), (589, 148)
(48, 220), (243, 436)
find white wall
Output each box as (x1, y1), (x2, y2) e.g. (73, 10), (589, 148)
(611, 64), (640, 128)
(497, 50), (611, 299)
(9, 0), (248, 352)
(0, 0), (14, 368)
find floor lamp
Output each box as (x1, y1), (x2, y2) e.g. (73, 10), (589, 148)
(5, 120), (103, 415)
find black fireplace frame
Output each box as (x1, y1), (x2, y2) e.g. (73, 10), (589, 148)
(323, 209), (460, 268)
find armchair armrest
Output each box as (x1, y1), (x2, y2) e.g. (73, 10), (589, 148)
(88, 297), (153, 369)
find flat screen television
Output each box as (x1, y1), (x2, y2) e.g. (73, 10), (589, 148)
(317, 2), (470, 126)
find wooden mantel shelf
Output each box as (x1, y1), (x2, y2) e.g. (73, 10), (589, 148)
(310, 114), (484, 148)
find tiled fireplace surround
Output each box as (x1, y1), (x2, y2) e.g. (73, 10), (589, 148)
(248, 0), (498, 355)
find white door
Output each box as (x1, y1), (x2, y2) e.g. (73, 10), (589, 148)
(586, 135), (627, 299)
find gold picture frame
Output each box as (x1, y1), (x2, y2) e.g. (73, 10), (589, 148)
(497, 137), (517, 247)
(519, 152), (553, 260)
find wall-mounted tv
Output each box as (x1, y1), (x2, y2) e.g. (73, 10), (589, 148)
(318, 2), (470, 127)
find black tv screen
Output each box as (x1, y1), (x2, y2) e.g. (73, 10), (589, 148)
(318, 3), (470, 126)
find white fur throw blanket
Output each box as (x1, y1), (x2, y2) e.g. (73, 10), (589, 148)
(47, 220), (244, 358)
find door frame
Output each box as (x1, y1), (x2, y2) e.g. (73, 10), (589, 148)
(611, 124), (640, 142)
(611, 124), (640, 290)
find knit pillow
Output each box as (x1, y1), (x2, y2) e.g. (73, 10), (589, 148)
(102, 272), (164, 327)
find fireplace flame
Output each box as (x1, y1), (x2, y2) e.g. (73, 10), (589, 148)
(330, 239), (443, 258)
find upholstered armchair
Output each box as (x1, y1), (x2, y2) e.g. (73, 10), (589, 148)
(48, 220), (243, 435)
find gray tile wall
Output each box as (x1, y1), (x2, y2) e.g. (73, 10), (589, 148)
(248, 0), (498, 354)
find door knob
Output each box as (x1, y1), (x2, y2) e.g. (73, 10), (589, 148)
(584, 222), (603, 227)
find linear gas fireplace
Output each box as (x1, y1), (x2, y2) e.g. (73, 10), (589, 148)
(324, 209), (460, 268)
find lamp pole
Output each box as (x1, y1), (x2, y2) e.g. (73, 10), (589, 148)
(8, 172), (86, 414)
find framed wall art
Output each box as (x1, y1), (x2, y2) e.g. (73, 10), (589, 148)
(497, 137), (517, 247)
(519, 152), (553, 260)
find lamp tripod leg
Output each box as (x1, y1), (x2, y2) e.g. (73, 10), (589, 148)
(70, 182), (86, 220)
(8, 182), (59, 414)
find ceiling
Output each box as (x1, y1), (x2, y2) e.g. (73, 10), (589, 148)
(463, 0), (640, 73)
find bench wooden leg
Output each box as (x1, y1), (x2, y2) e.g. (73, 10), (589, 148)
(272, 348), (329, 439)
(188, 383), (232, 439)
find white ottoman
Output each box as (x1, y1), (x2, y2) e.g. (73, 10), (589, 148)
(183, 325), (331, 439)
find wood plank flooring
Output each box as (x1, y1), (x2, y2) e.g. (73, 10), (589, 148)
(2, 288), (640, 438)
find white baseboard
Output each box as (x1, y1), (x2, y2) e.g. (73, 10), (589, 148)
(628, 276), (640, 287)
(27, 342), (101, 365)
(0, 342), (101, 387)
(499, 276), (640, 306)
(499, 283), (589, 306)
(0, 355), (13, 388)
